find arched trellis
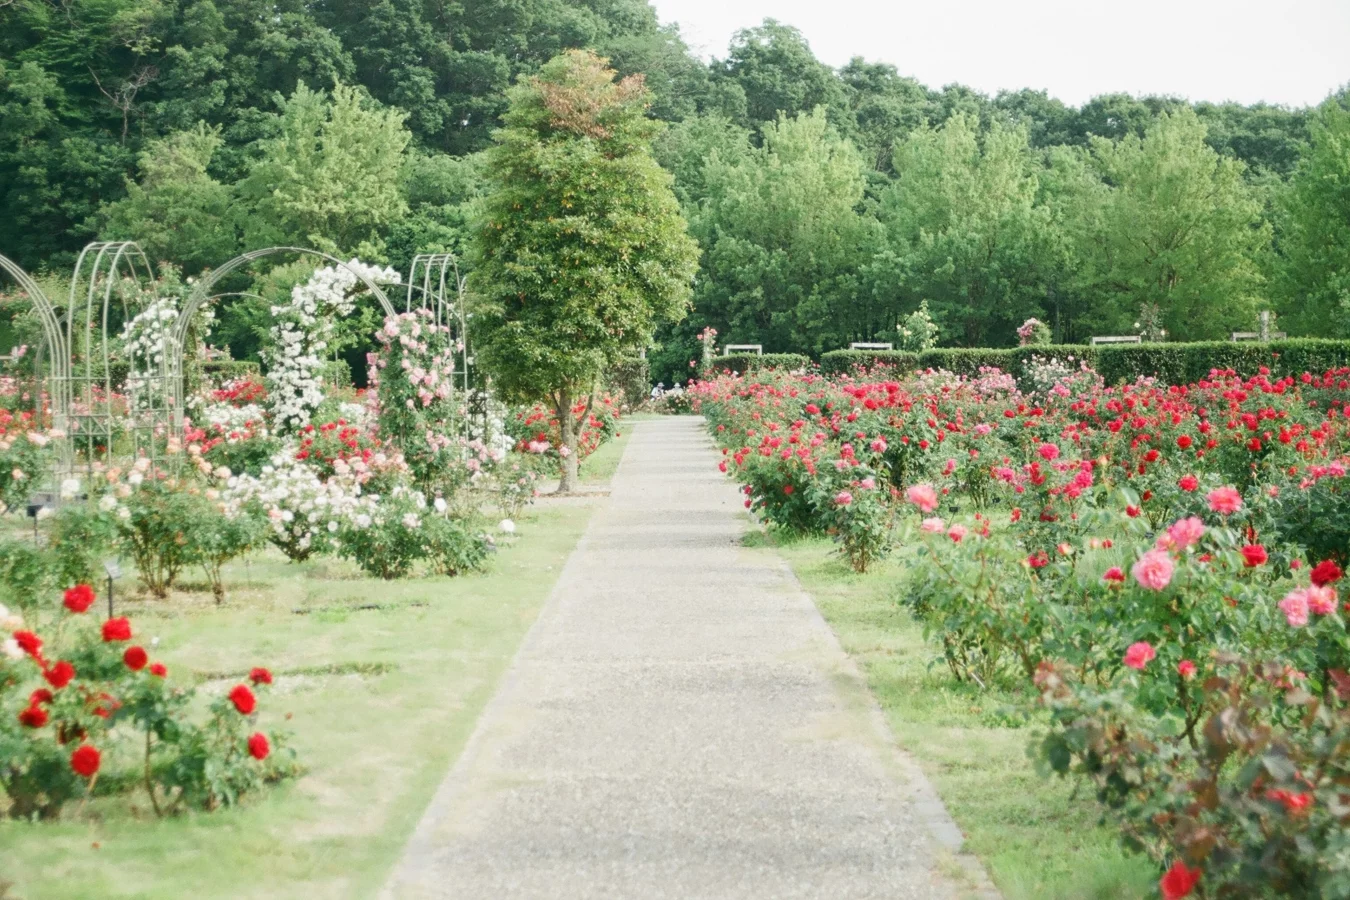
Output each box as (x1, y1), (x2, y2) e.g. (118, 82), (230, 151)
(64, 241), (171, 471)
(405, 253), (472, 399)
(170, 247), (399, 430)
(0, 253), (64, 433)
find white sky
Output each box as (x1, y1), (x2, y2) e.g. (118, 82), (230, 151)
(650, 0), (1350, 108)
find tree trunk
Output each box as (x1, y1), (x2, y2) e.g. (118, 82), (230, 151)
(555, 390), (579, 494)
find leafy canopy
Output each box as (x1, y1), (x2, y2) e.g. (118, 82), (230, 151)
(472, 49), (699, 407)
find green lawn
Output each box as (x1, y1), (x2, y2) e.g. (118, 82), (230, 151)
(760, 533), (1157, 900)
(0, 433), (630, 899)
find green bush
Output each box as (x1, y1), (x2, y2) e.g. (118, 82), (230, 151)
(202, 359), (261, 382)
(820, 339), (1350, 385)
(606, 356), (651, 410)
(707, 353), (811, 376)
(47, 504), (119, 589)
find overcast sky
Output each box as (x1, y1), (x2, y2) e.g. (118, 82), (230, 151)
(649, 0), (1350, 109)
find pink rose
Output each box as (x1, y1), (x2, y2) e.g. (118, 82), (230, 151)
(1207, 486), (1242, 515)
(905, 484), (938, 513)
(1132, 549), (1175, 591)
(1158, 516), (1205, 551)
(947, 524), (968, 543)
(870, 437), (887, 454)
(920, 517), (945, 534)
(834, 491), (853, 507)
(1123, 641), (1156, 670)
(1279, 589), (1310, 627)
(1308, 585), (1337, 616)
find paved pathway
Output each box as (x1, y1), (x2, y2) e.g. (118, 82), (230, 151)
(383, 417), (989, 899)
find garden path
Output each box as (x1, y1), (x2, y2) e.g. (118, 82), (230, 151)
(382, 416), (992, 899)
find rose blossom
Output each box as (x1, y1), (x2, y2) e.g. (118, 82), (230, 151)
(905, 484), (938, 513)
(834, 491), (853, 507)
(1207, 486), (1242, 515)
(1240, 545), (1268, 568)
(1132, 549), (1175, 591)
(920, 517), (945, 534)
(1307, 585), (1337, 616)
(1160, 517), (1205, 550)
(1279, 589), (1310, 627)
(1123, 641), (1156, 670)
(1102, 566), (1126, 583)
(947, 524), (968, 543)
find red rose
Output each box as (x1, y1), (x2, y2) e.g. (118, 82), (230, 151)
(18, 704), (48, 728)
(1176, 435), (1193, 449)
(43, 660), (75, 689)
(248, 667), (273, 686)
(229, 684), (257, 715)
(1240, 545), (1268, 568)
(29, 688), (54, 706)
(13, 630), (41, 658)
(70, 744), (101, 778)
(1160, 861), (1201, 900)
(149, 662), (168, 678)
(1311, 560), (1343, 587)
(248, 732), (271, 760)
(1178, 474), (1199, 492)
(63, 584), (96, 614)
(101, 617), (132, 642)
(123, 646), (148, 671)
(1177, 660), (1197, 678)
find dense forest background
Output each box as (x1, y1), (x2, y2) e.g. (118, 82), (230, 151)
(2, 0), (1348, 382)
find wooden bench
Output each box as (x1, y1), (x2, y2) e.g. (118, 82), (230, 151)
(723, 344), (763, 356)
(848, 342), (894, 351)
(1090, 335), (1143, 345)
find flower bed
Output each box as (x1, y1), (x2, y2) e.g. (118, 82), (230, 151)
(695, 361), (1350, 898)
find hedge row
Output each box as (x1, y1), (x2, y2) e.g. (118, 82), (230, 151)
(708, 353), (812, 375)
(818, 339), (1350, 384)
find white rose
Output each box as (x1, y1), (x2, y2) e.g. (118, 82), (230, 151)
(498, 519), (516, 534)
(1, 638), (23, 661)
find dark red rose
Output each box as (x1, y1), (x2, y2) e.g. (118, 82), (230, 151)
(18, 704), (49, 728)
(63, 584), (96, 614)
(248, 732), (270, 760)
(1311, 560), (1343, 587)
(229, 684), (257, 715)
(248, 667), (273, 686)
(43, 660), (75, 689)
(13, 630), (41, 657)
(70, 744), (101, 778)
(29, 688), (54, 706)
(101, 617), (132, 642)
(123, 646), (148, 671)
(149, 662), (168, 678)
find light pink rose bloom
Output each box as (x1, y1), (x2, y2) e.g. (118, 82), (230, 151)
(1132, 549), (1175, 591)
(1279, 589), (1310, 627)
(1307, 585), (1337, 616)
(870, 437), (887, 453)
(1158, 516), (1205, 551)
(1207, 486), (1242, 515)
(859, 476), (876, 490)
(905, 484), (938, 513)
(920, 517), (945, 533)
(834, 491), (853, 506)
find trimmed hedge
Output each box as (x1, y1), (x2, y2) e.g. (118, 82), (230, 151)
(820, 339), (1350, 385)
(708, 353), (812, 375)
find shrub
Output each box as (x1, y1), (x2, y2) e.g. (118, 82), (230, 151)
(336, 488), (430, 580)
(707, 353), (811, 376)
(224, 457), (366, 562)
(0, 591), (294, 819)
(194, 506), (267, 604)
(47, 504), (118, 589)
(116, 480), (220, 598)
(425, 513), (493, 577)
(898, 301), (939, 352)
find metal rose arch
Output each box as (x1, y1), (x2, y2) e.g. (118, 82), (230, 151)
(402, 252), (488, 439)
(168, 246), (400, 434)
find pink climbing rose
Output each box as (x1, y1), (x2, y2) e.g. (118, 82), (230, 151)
(1207, 486), (1242, 515)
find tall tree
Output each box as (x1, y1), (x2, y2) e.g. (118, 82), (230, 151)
(1275, 99), (1350, 335)
(878, 114), (1056, 346)
(688, 109), (884, 354)
(1073, 109), (1269, 339)
(235, 82), (411, 256)
(712, 21), (849, 129)
(473, 50), (698, 491)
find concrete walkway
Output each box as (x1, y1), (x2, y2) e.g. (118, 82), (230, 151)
(383, 417), (988, 899)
